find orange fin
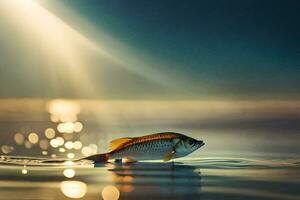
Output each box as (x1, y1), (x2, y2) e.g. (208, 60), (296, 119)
(163, 149), (176, 161)
(109, 137), (134, 151)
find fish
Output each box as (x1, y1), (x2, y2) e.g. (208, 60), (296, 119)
(82, 132), (205, 163)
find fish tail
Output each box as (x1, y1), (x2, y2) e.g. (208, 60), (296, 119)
(81, 153), (110, 163)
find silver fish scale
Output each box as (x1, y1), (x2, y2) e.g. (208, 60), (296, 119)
(110, 139), (174, 160)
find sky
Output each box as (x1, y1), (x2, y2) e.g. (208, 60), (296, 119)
(0, 0), (299, 99)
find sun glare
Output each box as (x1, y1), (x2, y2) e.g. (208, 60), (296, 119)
(0, 0), (171, 99)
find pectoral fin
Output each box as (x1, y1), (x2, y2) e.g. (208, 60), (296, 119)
(163, 148), (176, 161)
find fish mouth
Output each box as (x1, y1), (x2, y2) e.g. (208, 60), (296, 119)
(197, 141), (205, 148)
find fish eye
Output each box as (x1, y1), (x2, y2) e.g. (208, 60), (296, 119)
(188, 139), (193, 145)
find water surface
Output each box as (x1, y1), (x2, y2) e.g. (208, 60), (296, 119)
(0, 99), (299, 199)
(0, 156), (299, 200)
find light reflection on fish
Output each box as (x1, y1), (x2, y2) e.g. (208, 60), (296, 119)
(83, 132), (205, 163)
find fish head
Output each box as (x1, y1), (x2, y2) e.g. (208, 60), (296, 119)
(174, 136), (205, 157)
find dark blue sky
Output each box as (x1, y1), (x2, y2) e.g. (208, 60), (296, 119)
(0, 0), (299, 99)
(46, 0), (300, 99)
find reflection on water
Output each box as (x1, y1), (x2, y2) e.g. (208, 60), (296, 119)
(21, 167), (27, 175)
(102, 185), (120, 200)
(0, 99), (300, 199)
(107, 162), (202, 199)
(63, 168), (76, 178)
(60, 181), (87, 198)
(0, 157), (299, 199)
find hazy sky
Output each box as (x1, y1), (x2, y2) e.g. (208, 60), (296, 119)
(0, 0), (299, 99)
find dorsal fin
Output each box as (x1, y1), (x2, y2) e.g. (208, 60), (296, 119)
(109, 137), (134, 151)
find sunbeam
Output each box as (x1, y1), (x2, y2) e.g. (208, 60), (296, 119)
(0, 0), (172, 98)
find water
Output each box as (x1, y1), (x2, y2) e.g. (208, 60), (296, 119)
(0, 156), (299, 200)
(0, 99), (300, 199)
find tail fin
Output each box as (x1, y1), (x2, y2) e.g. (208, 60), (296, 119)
(81, 153), (110, 163)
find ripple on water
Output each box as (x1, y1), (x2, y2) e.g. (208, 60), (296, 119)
(0, 156), (299, 200)
(0, 155), (300, 169)
(181, 157), (300, 169)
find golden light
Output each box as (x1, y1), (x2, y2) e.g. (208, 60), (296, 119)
(102, 185), (120, 200)
(67, 153), (75, 159)
(50, 139), (60, 148)
(56, 137), (65, 146)
(65, 141), (74, 149)
(73, 122), (83, 132)
(14, 133), (25, 145)
(47, 100), (81, 119)
(81, 146), (92, 156)
(65, 122), (75, 133)
(22, 169), (28, 175)
(42, 151), (48, 155)
(51, 154), (57, 158)
(63, 161), (75, 166)
(28, 132), (39, 144)
(60, 114), (77, 123)
(0, 0), (171, 103)
(59, 147), (66, 153)
(45, 128), (55, 139)
(57, 122), (75, 133)
(60, 181), (87, 199)
(47, 101), (81, 124)
(63, 169), (76, 178)
(57, 123), (65, 133)
(73, 141), (82, 150)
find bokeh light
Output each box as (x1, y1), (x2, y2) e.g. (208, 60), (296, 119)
(45, 128), (55, 139)
(58, 122), (75, 133)
(14, 133), (25, 145)
(1, 145), (14, 154)
(21, 169), (28, 175)
(102, 185), (120, 200)
(56, 137), (65, 146)
(47, 100), (80, 123)
(81, 146), (92, 156)
(73, 122), (83, 132)
(50, 139), (60, 148)
(63, 168), (76, 178)
(65, 141), (73, 149)
(28, 132), (39, 144)
(73, 141), (82, 150)
(60, 181), (87, 199)
(67, 153), (75, 159)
